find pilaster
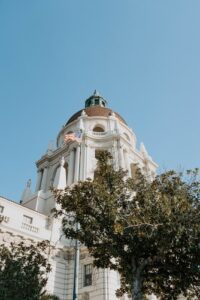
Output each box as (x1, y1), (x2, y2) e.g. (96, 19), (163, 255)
(118, 143), (125, 169)
(35, 170), (43, 192)
(41, 167), (48, 191)
(74, 145), (81, 183)
(67, 148), (75, 186)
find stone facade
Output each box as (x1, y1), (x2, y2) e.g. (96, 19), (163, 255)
(0, 92), (162, 300)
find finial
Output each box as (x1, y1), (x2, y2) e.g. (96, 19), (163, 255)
(21, 179), (32, 203)
(93, 90), (100, 96)
(27, 179), (31, 188)
(47, 140), (54, 155)
(140, 142), (149, 159)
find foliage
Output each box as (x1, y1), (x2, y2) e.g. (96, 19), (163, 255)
(54, 151), (200, 300)
(0, 240), (51, 300)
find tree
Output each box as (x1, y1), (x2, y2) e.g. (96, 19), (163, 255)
(54, 151), (200, 300)
(0, 240), (51, 300)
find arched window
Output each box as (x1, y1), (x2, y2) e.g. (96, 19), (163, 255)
(38, 169), (44, 190)
(50, 165), (59, 187)
(123, 133), (130, 141)
(64, 161), (68, 183)
(93, 126), (105, 132)
(95, 99), (99, 105)
(50, 161), (68, 188)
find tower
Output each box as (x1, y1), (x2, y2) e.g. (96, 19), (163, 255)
(21, 91), (157, 216)
(18, 91), (158, 299)
(0, 93), (189, 300)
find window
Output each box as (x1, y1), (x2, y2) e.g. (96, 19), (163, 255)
(93, 126), (104, 132)
(23, 215), (33, 225)
(84, 264), (92, 287)
(123, 132), (130, 141)
(86, 100), (91, 107)
(0, 206), (4, 213)
(64, 161), (68, 183)
(95, 99), (99, 105)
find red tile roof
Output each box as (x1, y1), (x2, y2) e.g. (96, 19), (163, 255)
(66, 106), (127, 125)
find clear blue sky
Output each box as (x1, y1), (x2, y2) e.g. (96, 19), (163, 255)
(0, 0), (200, 201)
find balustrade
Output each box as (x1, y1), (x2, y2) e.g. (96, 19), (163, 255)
(21, 222), (39, 233)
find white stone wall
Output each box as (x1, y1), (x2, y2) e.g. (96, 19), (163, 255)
(0, 196), (70, 299)
(27, 113), (157, 216)
(0, 105), (159, 300)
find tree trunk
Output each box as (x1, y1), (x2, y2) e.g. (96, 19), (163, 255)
(131, 275), (143, 300)
(131, 257), (144, 300)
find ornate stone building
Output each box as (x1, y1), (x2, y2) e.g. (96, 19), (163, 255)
(0, 91), (159, 300)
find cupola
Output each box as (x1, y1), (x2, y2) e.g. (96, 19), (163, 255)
(85, 90), (107, 108)
(65, 91), (127, 126)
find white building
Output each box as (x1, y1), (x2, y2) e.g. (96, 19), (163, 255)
(0, 91), (159, 300)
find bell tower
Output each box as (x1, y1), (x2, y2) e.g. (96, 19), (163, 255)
(21, 92), (158, 216)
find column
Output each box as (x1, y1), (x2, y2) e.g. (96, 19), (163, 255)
(80, 140), (88, 181)
(79, 143), (84, 181)
(41, 167), (48, 191)
(67, 149), (75, 186)
(74, 145), (81, 183)
(124, 150), (131, 176)
(119, 145), (125, 169)
(84, 144), (88, 180)
(35, 170), (43, 192)
(115, 119), (120, 134)
(112, 140), (119, 170)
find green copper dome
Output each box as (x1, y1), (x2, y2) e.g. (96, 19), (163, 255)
(85, 90), (108, 108)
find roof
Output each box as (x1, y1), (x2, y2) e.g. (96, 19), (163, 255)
(66, 106), (127, 125)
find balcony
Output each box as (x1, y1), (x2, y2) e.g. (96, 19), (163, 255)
(87, 130), (114, 137)
(21, 222), (39, 233)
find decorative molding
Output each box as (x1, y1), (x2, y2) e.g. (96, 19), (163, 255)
(21, 222), (39, 233)
(0, 214), (10, 223)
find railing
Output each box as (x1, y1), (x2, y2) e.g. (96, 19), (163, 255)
(88, 130), (114, 136)
(21, 222), (39, 233)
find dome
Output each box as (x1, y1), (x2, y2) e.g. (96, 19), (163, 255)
(66, 91), (127, 125)
(66, 106), (127, 125)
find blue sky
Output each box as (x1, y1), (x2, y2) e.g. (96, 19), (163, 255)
(0, 0), (200, 201)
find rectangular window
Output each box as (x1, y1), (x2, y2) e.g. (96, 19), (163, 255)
(23, 215), (33, 224)
(0, 206), (4, 213)
(84, 264), (92, 287)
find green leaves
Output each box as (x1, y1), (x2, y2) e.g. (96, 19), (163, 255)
(0, 241), (51, 300)
(54, 151), (200, 299)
